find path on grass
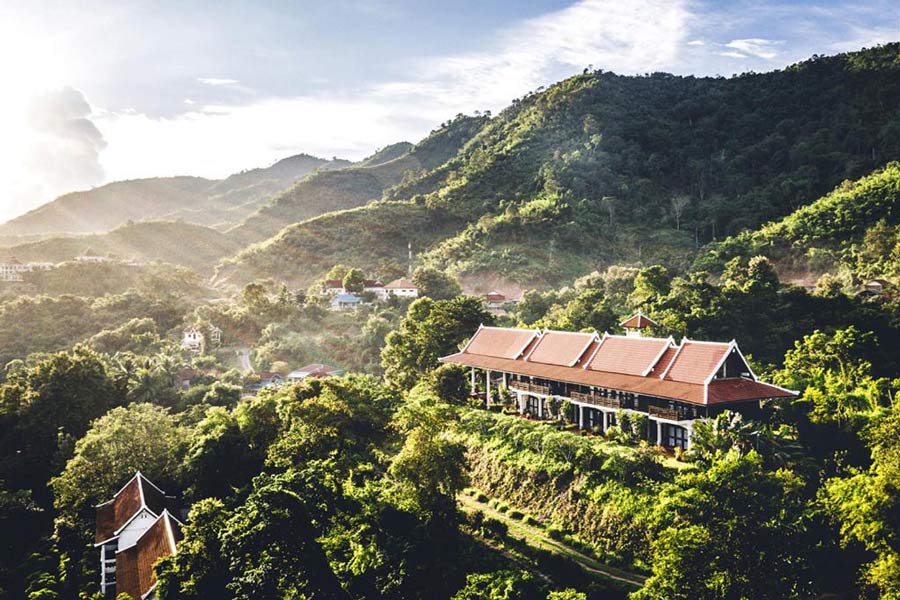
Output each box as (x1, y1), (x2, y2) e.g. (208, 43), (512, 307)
(458, 494), (647, 588)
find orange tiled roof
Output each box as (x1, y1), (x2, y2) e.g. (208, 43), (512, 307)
(385, 279), (416, 289)
(588, 335), (673, 376)
(463, 326), (540, 360)
(620, 313), (658, 329)
(115, 511), (182, 600)
(526, 331), (597, 366)
(95, 473), (177, 544)
(663, 341), (731, 384)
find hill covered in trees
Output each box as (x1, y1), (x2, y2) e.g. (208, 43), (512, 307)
(225, 115), (489, 244)
(0, 154), (346, 237)
(1, 220), (243, 275)
(220, 44), (900, 289)
(698, 162), (900, 285)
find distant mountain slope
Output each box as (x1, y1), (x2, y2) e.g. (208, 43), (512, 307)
(697, 162), (900, 279)
(2, 220), (242, 274)
(221, 44), (900, 288)
(225, 116), (488, 244)
(0, 154), (342, 236)
(357, 142), (414, 167)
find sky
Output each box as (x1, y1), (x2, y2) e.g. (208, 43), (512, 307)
(1, 0), (899, 222)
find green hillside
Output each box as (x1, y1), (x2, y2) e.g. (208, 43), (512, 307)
(357, 141), (414, 167)
(0, 154), (341, 236)
(697, 162), (900, 281)
(225, 115), (489, 244)
(1, 220), (242, 274)
(220, 44), (900, 288)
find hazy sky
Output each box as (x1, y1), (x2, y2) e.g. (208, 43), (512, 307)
(1, 0), (899, 222)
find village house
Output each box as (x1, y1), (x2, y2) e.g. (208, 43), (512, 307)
(75, 248), (111, 263)
(330, 292), (362, 311)
(440, 313), (796, 450)
(856, 278), (894, 300)
(181, 327), (204, 352)
(95, 472), (181, 599)
(0, 258), (28, 282)
(484, 291), (507, 309)
(287, 363), (344, 383)
(384, 278), (419, 298)
(287, 363), (345, 382)
(246, 371), (285, 393)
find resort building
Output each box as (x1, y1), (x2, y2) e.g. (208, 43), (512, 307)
(181, 327), (204, 352)
(95, 473), (181, 599)
(440, 314), (796, 449)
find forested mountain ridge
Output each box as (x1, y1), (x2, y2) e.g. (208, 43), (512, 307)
(0, 153), (343, 237)
(224, 115), (489, 244)
(0, 220), (243, 275)
(220, 43), (900, 289)
(698, 162), (900, 283)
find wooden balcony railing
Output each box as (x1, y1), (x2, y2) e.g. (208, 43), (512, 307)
(648, 405), (681, 421)
(509, 381), (551, 395)
(570, 391), (620, 409)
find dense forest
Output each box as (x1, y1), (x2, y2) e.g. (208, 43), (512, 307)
(2, 43), (900, 600)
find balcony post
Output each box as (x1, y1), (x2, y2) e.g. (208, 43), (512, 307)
(656, 419), (663, 446)
(470, 368), (476, 395)
(578, 404), (584, 429)
(486, 370), (492, 407)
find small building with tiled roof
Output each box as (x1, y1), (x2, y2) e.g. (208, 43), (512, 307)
(619, 311), (658, 335)
(384, 278), (419, 298)
(441, 322), (796, 449)
(95, 472), (180, 598)
(114, 510), (182, 600)
(287, 363), (345, 382)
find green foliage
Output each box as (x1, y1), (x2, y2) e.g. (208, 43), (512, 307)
(50, 403), (185, 518)
(823, 402), (900, 599)
(429, 363), (471, 405)
(451, 570), (544, 600)
(413, 266), (463, 300)
(635, 452), (811, 600)
(382, 296), (491, 389)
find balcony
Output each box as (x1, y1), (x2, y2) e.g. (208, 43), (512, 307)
(509, 381), (551, 395)
(570, 391), (620, 409)
(648, 405), (681, 421)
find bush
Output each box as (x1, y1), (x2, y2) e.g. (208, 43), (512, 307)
(481, 517), (508, 539)
(474, 491), (489, 503)
(547, 526), (565, 540)
(488, 499), (499, 509)
(497, 502), (510, 513)
(508, 509), (525, 520)
(523, 515), (540, 527)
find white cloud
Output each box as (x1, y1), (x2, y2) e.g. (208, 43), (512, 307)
(96, 0), (693, 183)
(725, 38), (782, 60)
(718, 51), (748, 59)
(0, 88), (106, 222)
(197, 77), (240, 86)
(687, 39), (705, 46)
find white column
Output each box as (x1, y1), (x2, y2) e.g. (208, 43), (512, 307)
(486, 370), (492, 407)
(600, 409), (608, 433)
(684, 422), (694, 449)
(470, 368), (476, 395)
(578, 404), (584, 429)
(503, 372), (508, 389)
(516, 391), (524, 414)
(656, 420), (663, 446)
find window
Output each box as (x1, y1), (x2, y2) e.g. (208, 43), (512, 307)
(666, 424), (689, 449)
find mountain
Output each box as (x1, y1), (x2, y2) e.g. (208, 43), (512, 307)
(697, 162), (900, 282)
(218, 44), (900, 289)
(225, 115), (488, 244)
(1, 220), (243, 274)
(0, 154), (344, 237)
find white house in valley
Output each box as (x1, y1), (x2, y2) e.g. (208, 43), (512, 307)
(384, 278), (419, 298)
(181, 327), (204, 352)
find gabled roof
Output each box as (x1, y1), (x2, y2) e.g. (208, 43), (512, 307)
(526, 330), (597, 367)
(363, 279), (384, 287)
(619, 312), (658, 329)
(115, 510), (182, 600)
(587, 335), (674, 376)
(95, 472), (175, 544)
(323, 279), (343, 289)
(661, 340), (732, 384)
(288, 363), (342, 378)
(385, 278), (417, 289)
(461, 326), (540, 360)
